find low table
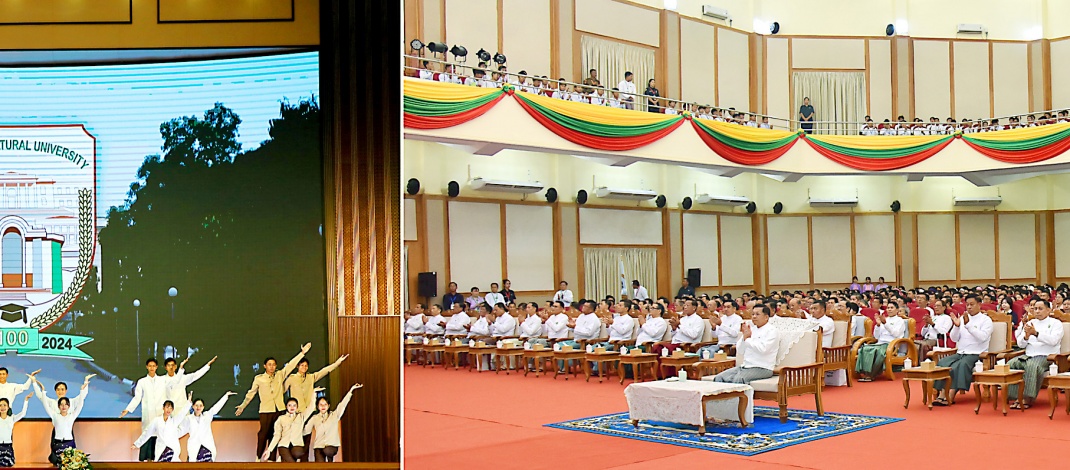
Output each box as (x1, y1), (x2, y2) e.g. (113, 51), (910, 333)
(901, 366), (952, 410)
(443, 344), (469, 370)
(496, 346), (526, 374)
(522, 348), (555, 377)
(469, 344), (498, 372)
(584, 350), (621, 382)
(618, 353), (659, 384)
(695, 358), (736, 378)
(404, 341), (424, 365)
(624, 379), (753, 434)
(971, 369), (1025, 416)
(1045, 373), (1070, 419)
(553, 350), (587, 380)
(660, 355), (701, 379)
(422, 342), (446, 368)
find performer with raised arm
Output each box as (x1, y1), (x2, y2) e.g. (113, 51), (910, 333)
(0, 391), (31, 467)
(131, 400), (187, 462)
(164, 355), (216, 410)
(236, 342), (310, 462)
(0, 368), (39, 404)
(287, 353), (348, 459)
(186, 390), (236, 462)
(262, 388), (321, 462)
(46, 381), (88, 466)
(304, 383), (362, 462)
(120, 358), (169, 462)
(32, 375), (94, 460)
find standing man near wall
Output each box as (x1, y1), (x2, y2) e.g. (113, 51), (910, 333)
(799, 97), (815, 134)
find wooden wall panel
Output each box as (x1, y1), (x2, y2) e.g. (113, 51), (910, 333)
(916, 214), (956, 281)
(765, 38), (790, 126)
(854, 214), (896, 282)
(682, 213), (719, 286)
(952, 41), (990, 119)
(159, 0), (293, 22)
(1051, 39), (1070, 110)
(1054, 212), (1070, 278)
(913, 41), (952, 120)
(720, 215), (754, 286)
(574, 0), (659, 47)
(811, 216), (852, 284)
(505, 204), (555, 290)
(679, 18), (717, 105)
(579, 208), (662, 245)
(766, 216), (809, 285)
(959, 214), (996, 280)
(716, 28), (750, 110)
(444, 0), (498, 55)
(998, 213), (1037, 280)
(337, 316), (400, 463)
(992, 42), (1030, 118)
(790, 38), (866, 69)
(501, 0), (552, 76)
(868, 39), (893, 120)
(448, 201), (503, 288)
(0, 0), (131, 24)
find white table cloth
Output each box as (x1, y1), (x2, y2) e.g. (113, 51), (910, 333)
(624, 379), (754, 426)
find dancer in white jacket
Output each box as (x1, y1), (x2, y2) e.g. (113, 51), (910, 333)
(131, 400), (187, 462)
(185, 391), (236, 462)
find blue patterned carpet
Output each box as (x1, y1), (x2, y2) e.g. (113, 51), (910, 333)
(545, 407), (902, 456)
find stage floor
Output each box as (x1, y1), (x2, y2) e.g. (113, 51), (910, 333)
(8, 463), (398, 469)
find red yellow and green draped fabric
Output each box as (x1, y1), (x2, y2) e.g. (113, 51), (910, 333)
(960, 122), (1070, 163)
(691, 118), (799, 165)
(803, 134), (955, 170)
(403, 79), (505, 129)
(512, 90), (684, 151)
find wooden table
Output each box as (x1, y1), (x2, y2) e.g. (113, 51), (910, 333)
(443, 344), (469, 370)
(971, 369), (1025, 416)
(624, 380), (752, 434)
(495, 346), (526, 374)
(522, 349), (555, 377)
(553, 350), (587, 380)
(404, 342), (424, 365)
(659, 355), (701, 379)
(584, 351), (621, 382)
(618, 353), (659, 384)
(695, 358), (736, 378)
(469, 344), (498, 372)
(1045, 374), (1070, 419)
(901, 366), (952, 410)
(422, 343), (446, 368)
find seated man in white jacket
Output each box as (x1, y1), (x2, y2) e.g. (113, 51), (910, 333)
(443, 303), (471, 338)
(403, 304), (426, 336)
(1007, 299), (1064, 409)
(569, 300), (602, 343)
(423, 304), (447, 338)
(490, 303), (517, 338)
(656, 299), (705, 377)
(607, 301), (636, 347)
(518, 303), (545, 341)
(634, 304), (669, 349)
(467, 304), (494, 370)
(714, 305), (779, 384)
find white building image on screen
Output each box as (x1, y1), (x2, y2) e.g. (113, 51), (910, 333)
(0, 171), (97, 307)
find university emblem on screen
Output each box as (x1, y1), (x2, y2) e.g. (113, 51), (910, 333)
(0, 125), (95, 360)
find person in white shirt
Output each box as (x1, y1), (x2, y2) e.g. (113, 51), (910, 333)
(745, 114), (759, 128)
(635, 303), (669, 347)
(423, 304), (447, 338)
(714, 305), (779, 384)
(121, 358), (171, 461)
(466, 304), (492, 339)
(631, 280), (649, 301)
(132, 400), (188, 462)
(404, 303), (426, 335)
(0, 392), (30, 467)
(464, 69), (488, 87)
(617, 71), (636, 110)
(516, 71), (536, 94)
(551, 79), (567, 100)
(484, 283), (506, 307)
(0, 368), (37, 407)
(544, 301), (571, 341)
(444, 303), (471, 337)
(670, 300), (705, 345)
(589, 87), (606, 106)
(860, 117), (878, 136)
(304, 384), (361, 462)
(162, 355), (215, 425)
(934, 294), (994, 406)
(569, 300), (602, 342)
(417, 60), (435, 80)
(436, 64), (461, 85)
(185, 391), (236, 462)
(808, 300), (835, 349)
(917, 299), (953, 359)
(760, 117), (772, 129)
(608, 301), (636, 344)
(46, 383), (88, 466)
(568, 85), (588, 104)
(709, 300), (743, 354)
(855, 301), (907, 382)
(490, 303), (517, 337)
(1007, 299), (1064, 409)
(553, 281), (574, 305)
(519, 303), (545, 340)
(262, 390), (321, 462)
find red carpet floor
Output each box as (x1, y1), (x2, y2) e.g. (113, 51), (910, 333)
(405, 364), (1070, 469)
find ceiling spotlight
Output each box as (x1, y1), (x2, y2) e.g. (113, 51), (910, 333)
(428, 42), (448, 56)
(477, 48), (491, 62)
(769, 21), (780, 35)
(450, 45), (468, 62)
(410, 39), (424, 52)
(493, 52), (507, 65)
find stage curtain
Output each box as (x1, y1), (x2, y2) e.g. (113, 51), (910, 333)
(583, 247), (657, 301)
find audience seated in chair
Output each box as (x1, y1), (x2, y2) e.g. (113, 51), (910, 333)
(853, 301), (907, 382)
(933, 294), (994, 406)
(1005, 299), (1064, 409)
(713, 305), (778, 385)
(917, 299), (953, 360)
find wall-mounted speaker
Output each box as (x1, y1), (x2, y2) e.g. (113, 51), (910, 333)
(655, 195), (667, 208)
(773, 202), (783, 214)
(545, 187), (558, 203)
(576, 189), (588, 204)
(891, 200), (901, 212)
(687, 268), (701, 287)
(406, 178), (421, 195)
(885, 23), (895, 36)
(682, 197), (693, 210)
(417, 272), (438, 298)
(447, 181), (460, 198)
(745, 201), (757, 214)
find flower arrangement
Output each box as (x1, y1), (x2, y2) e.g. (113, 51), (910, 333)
(60, 448), (92, 470)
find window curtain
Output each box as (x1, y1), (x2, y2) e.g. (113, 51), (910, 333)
(580, 34), (656, 111)
(792, 71), (867, 135)
(583, 247), (658, 301)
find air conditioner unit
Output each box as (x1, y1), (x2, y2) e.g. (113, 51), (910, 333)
(953, 196), (1002, 207)
(957, 23), (986, 34)
(469, 177), (545, 194)
(695, 194), (750, 206)
(594, 186), (657, 201)
(702, 5), (731, 21)
(809, 197), (858, 208)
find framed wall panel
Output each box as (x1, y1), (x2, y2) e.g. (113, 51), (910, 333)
(854, 215), (896, 282)
(682, 213), (719, 286)
(444, 0), (498, 54)
(916, 214), (956, 281)
(913, 40), (952, 120)
(868, 39), (893, 121)
(811, 216), (852, 284)
(679, 18), (717, 105)
(992, 42), (1030, 118)
(1051, 39), (1070, 110)
(502, 0), (551, 76)
(766, 216), (809, 285)
(426, 199), (447, 292)
(717, 28), (750, 110)
(952, 41), (990, 119)
(958, 214), (996, 280)
(720, 215), (753, 286)
(1054, 212), (1070, 278)
(448, 201), (503, 289)
(790, 38), (866, 70)
(765, 38), (790, 125)
(505, 204), (555, 291)
(997, 213), (1036, 280)
(579, 208), (662, 245)
(404, 198), (417, 241)
(559, 205), (580, 285)
(574, 0), (659, 47)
